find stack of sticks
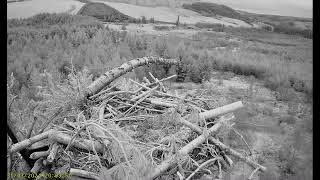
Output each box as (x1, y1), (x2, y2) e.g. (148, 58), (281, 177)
(8, 57), (266, 180)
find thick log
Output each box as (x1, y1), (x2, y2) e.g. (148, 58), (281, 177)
(145, 115), (233, 179)
(50, 132), (105, 153)
(200, 101), (244, 119)
(9, 130), (53, 154)
(147, 98), (177, 108)
(85, 57), (177, 97)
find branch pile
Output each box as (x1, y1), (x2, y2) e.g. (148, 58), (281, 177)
(8, 57), (266, 180)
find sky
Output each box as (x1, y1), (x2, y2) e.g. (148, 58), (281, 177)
(205, 0), (312, 18)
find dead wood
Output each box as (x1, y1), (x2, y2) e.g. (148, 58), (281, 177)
(30, 158), (43, 173)
(29, 151), (50, 160)
(50, 131), (105, 153)
(85, 56), (177, 97)
(9, 130), (54, 154)
(178, 117), (267, 172)
(27, 117), (38, 139)
(47, 143), (59, 163)
(145, 115), (232, 179)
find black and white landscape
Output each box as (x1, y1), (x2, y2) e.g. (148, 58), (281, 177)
(7, 0), (312, 180)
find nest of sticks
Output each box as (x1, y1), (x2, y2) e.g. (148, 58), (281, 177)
(8, 57), (266, 180)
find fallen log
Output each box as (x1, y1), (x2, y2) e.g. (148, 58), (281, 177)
(85, 57), (177, 97)
(50, 132), (105, 153)
(199, 101), (244, 119)
(9, 130), (54, 154)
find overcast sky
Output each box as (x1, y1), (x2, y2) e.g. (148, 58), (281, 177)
(205, 0), (312, 18)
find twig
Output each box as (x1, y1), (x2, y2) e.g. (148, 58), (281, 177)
(97, 91), (135, 102)
(133, 84), (160, 101)
(248, 167), (260, 180)
(185, 157), (220, 180)
(179, 117), (267, 172)
(232, 128), (253, 155)
(99, 102), (106, 119)
(86, 129), (103, 169)
(89, 82), (119, 99)
(147, 74), (177, 87)
(87, 123), (134, 172)
(148, 72), (166, 92)
(143, 77), (151, 84)
(27, 116), (38, 139)
(145, 117), (227, 179)
(177, 171), (184, 180)
(122, 86), (158, 116)
(38, 107), (63, 134)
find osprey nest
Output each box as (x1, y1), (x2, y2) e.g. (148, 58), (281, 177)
(8, 57), (266, 180)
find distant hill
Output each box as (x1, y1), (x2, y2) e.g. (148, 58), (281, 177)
(238, 10), (312, 38)
(182, 2), (252, 24)
(77, 2), (132, 22)
(238, 10), (312, 28)
(85, 0), (200, 7)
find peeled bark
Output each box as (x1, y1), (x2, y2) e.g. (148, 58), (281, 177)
(85, 57), (177, 97)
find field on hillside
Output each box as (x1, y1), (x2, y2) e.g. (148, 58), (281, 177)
(89, 0), (251, 27)
(7, 0), (84, 19)
(7, 13), (312, 180)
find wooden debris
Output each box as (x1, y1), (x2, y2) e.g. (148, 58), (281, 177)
(29, 151), (50, 160)
(85, 56), (177, 96)
(145, 115), (232, 179)
(9, 57), (267, 180)
(47, 143), (59, 163)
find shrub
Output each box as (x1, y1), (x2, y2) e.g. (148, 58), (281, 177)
(153, 25), (171, 31)
(121, 24), (127, 30)
(195, 22), (225, 32)
(188, 51), (212, 83)
(141, 16), (147, 24)
(149, 17), (155, 24)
